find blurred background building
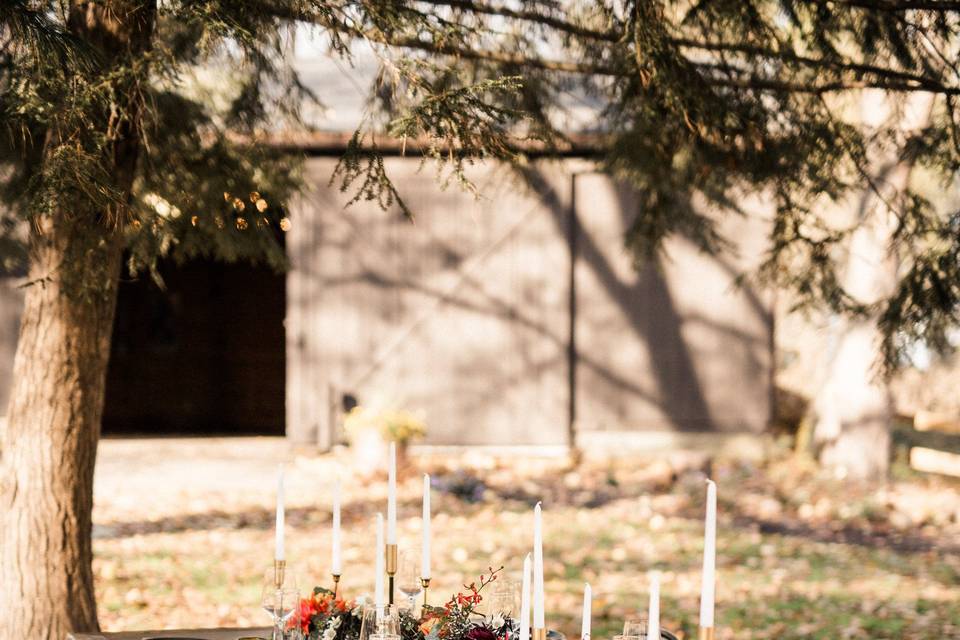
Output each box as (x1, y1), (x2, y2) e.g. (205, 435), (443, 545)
(0, 31), (956, 460)
(0, 149), (774, 450)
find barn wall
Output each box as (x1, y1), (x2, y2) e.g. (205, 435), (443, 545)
(287, 158), (773, 447)
(570, 176), (773, 435)
(288, 160), (570, 446)
(0, 158), (773, 445)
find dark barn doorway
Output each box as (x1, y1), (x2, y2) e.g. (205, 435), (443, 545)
(103, 259), (285, 436)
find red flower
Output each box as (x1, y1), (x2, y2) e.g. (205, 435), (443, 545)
(295, 597), (318, 634)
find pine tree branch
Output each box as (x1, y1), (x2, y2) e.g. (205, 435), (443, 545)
(361, 33), (960, 96)
(709, 75), (960, 94)
(361, 32), (616, 74)
(252, 2), (960, 96)
(803, 0), (960, 10)
(411, 0), (623, 42)
(673, 38), (947, 88)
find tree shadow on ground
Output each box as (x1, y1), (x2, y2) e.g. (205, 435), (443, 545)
(93, 475), (959, 560)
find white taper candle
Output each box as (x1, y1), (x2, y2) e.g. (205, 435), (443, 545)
(275, 466), (285, 562)
(533, 502), (545, 629)
(581, 583), (592, 640)
(375, 513), (385, 609)
(699, 479), (717, 628)
(647, 572), (660, 640)
(520, 553), (532, 640)
(422, 473), (431, 579)
(387, 442), (397, 544)
(332, 477), (342, 575)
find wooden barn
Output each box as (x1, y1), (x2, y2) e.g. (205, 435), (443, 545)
(0, 139), (774, 452)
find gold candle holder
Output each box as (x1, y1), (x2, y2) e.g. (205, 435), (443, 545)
(332, 573), (341, 598)
(698, 628), (715, 640)
(533, 628), (547, 640)
(273, 559), (286, 589)
(385, 543), (398, 605)
(420, 577), (431, 606)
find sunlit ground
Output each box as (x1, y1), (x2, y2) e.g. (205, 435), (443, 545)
(92, 438), (960, 639)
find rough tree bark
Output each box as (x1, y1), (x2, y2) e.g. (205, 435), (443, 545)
(811, 91), (934, 479)
(0, 2), (154, 638)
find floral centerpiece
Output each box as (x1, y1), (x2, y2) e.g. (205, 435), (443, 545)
(343, 406), (427, 446)
(294, 589), (359, 640)
(296, 568), (511, 640)
(342, 405), (427, 473)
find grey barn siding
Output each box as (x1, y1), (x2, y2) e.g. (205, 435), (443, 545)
(286, 157), (773, 447)
(0, 158), (772, 443)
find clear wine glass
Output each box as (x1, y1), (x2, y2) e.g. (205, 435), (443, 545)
(397, 551), (422, 612)
(622, 617), (647, 639)
(360, 604), (401, 640)
(486, 578), (519, 618)
(261, 566), (301, 640)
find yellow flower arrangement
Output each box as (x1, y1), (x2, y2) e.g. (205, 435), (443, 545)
(342, 405), (427, 445)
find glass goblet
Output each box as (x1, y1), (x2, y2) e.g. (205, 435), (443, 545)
(487, 578), (519, 618)
(260, 566), (300, 640)
(396, 551), (422, 612)
(360, 604), (401, 640)
(623, 617), (648, 638)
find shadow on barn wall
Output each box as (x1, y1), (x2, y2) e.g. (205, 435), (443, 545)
(287, 158), (772, 446)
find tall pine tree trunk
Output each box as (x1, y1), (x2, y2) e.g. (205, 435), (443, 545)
(0, 224), (123, 638)
(811, 224), (897, 479)
(0, 2), (154, 637)
(811, 91), (933, 479)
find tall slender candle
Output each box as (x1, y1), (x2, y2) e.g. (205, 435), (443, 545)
(422, 474), (431, 579)
(519, 554), (532, 640)
(275, 466), (285, 562)
(647, 572), (660, 640)
(375, 513), (385, 609)
(332, 478), (342, 575)
(387, 442), (397, 544)
(533, 502), (545, 629)
(581, 583), (591, 640)
(699, 479), (717, 629)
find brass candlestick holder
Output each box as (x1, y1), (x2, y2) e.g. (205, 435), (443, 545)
(420, 577), (431, 606)
(698, 629), (714, 640)
(533, 628), (546, 640)
(385, 543), (398, 605)
(273, 559), (286, 588)
(332, 573), (341, 598)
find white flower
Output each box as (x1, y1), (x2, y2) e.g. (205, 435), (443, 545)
(352, 595), (370, 617)
(489, 612), (506, 628)
(321, 613), (342, 640)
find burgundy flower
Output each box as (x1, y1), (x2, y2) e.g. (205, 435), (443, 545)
(466, 626), (497, 640)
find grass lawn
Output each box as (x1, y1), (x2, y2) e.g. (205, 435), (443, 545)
(92, 439), (960, 639)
